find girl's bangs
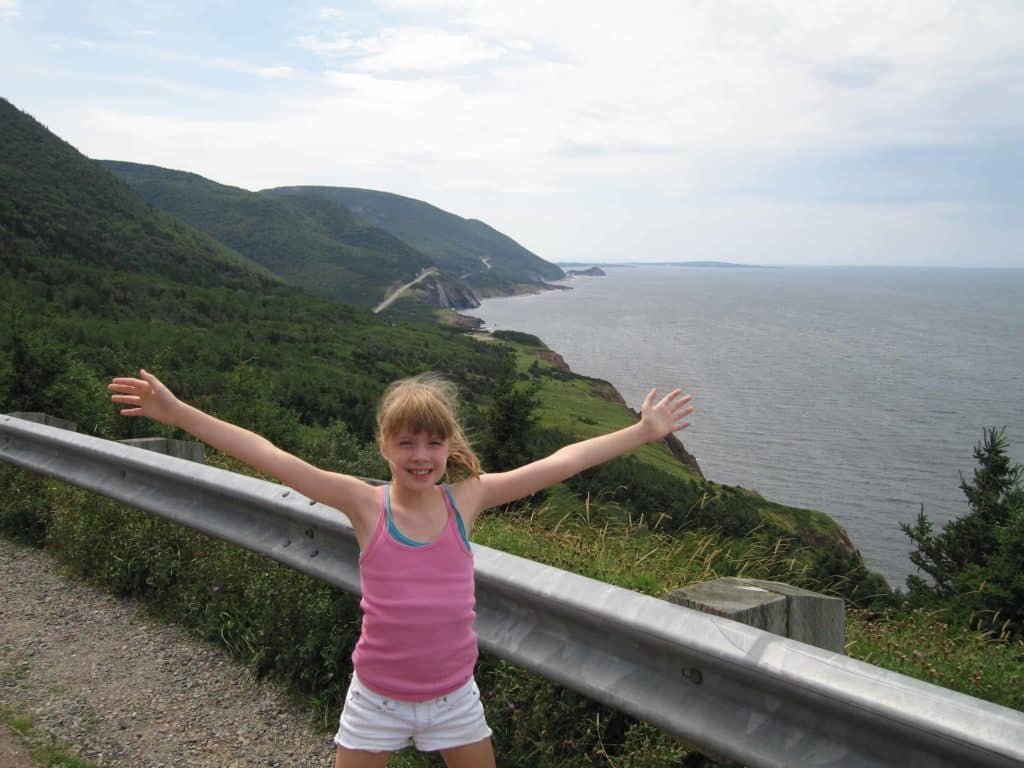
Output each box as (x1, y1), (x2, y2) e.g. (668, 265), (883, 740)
(382, 391), (454, 439)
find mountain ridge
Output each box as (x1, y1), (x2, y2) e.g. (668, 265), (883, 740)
(264, 185), (565, 294)
(97, 162), (564, 312)
(99, 160), (436, 310)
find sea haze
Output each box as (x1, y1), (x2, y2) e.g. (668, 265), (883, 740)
(468, 266), (1024, 587)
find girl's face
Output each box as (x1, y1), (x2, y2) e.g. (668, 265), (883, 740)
(380, 430), (451, 488)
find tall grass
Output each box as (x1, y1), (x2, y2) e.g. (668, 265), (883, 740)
(472, 489), (816, 597)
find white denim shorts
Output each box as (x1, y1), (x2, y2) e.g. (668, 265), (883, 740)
(333, 672), (492, 753)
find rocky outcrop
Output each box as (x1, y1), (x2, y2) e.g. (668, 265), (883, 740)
(536, 349), (570, 371)
(593, 382), (627, 406)
(565, 266), (607, 277)
(451, 313), (485, 330)
(425, 275), (481, 310)
(663, 431), (704, 479)
(592, 382), (704, 477)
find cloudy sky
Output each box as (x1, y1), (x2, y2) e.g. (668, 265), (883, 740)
(2, 0), (1022, 266)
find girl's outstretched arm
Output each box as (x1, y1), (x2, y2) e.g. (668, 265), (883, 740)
(465, 388), (693, 514)
(108, 370), (379, 538)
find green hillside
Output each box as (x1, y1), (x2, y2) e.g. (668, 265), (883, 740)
(99, 161), (435, 310)
(0, 97), (512, 442)
(0, 104), (274, 289)
(265, 185), (565, 295)
(1, 96), (879, 600)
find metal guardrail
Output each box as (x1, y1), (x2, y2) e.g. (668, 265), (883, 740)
(2, 414), (1023, 768)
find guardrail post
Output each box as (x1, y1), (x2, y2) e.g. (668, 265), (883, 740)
(8, 412), (78, 432)
(6, 413), (206, 464)
(120, 438), (206, 464)
(667, 577), (845, 653)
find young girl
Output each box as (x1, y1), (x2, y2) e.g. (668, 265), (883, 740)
(108, 369), (693, 768)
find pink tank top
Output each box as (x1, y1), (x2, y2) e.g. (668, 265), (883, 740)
(351, 485), (478, 701)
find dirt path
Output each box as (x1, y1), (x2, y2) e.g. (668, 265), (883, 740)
(372, 268), (438, 314)
(0, 538), (334, 768)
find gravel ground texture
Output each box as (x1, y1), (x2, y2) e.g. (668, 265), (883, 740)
(0, 538), (336, 767)
(0, 724), (35, 768)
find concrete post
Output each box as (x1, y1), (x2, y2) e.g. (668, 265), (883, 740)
(666, 577), (845, 654)
(120, 438), (205, 464)
(8, 412), (78, 432)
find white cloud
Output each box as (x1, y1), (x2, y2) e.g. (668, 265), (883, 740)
(296, 34), (354, 55)
(0, 0), (19, 19)
(371, 0), (1024, 151)
(20, 67), (239, 100)
(301, 25), (510, 72)
(257, 65), (295, 79)
(33, 37), (299, 81)
(351, 26), (506, 72)
(191, 55), (296, 80)
(319, 6), (345, 20)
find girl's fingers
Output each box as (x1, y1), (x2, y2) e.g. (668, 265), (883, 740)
(642, 388), (657, 410)
(656, 391), (691, 413)
(108, 385), (140, 396)
(657, 388), (683, 408)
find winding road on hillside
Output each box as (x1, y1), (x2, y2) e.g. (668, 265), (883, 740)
(372, 267), (438, 314)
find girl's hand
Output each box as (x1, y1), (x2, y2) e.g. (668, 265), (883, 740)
(108, 369), (183, 426)
(639, 388), (693, 440)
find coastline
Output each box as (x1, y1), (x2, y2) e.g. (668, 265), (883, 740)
(502, 265), (1024, 588)
(457, 292), (705, 478)
(458, 279), (873, 570)
(457, 275), (707, 477)
(448, 278), (574, 329)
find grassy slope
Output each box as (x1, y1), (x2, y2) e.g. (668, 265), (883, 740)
(498, 336), (849, 550)
(0, 101), (274, 286)
(0, 98), (514, 445)
(470, 503), (1024, 713)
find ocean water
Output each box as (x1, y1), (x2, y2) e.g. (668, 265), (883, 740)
(468, 266), (1024, 587)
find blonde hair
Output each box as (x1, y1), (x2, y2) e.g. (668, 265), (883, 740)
(376, 373), (482, 480)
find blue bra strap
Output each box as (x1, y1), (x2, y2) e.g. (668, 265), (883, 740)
(384, 484), (471, 549)
(442, 485), (472, 550)
(385, 484), (427, 546)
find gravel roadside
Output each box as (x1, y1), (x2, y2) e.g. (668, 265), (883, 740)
(0, 538), (336, 767)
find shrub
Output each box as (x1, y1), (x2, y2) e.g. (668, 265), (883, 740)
(902, 428), (1024, 636)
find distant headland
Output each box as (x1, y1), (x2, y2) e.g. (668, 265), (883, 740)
(558, 260), (775, 269)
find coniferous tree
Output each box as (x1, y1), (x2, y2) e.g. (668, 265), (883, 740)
(481, 356), (540, 473)
(903, 428), (1024, 634)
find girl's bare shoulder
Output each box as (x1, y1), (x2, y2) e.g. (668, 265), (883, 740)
(448, 476), (486, 525)
(316, 472), (378, 523)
